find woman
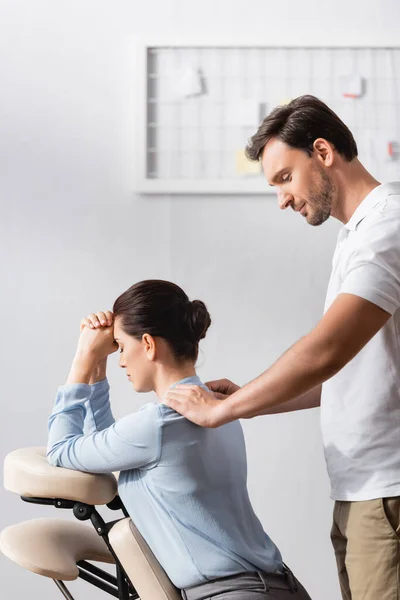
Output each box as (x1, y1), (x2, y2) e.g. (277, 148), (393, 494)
(47, 279), (311, 600)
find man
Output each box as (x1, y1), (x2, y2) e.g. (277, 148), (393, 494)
(164, 95), (400, 600)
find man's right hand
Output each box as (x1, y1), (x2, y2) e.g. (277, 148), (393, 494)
(205, 378), (241, 400)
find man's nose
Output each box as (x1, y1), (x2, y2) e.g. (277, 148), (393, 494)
(278, 190), (294, 210)
(119, 357), (125, 368)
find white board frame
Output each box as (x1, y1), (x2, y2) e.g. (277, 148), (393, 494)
(134, 39), (398, 195)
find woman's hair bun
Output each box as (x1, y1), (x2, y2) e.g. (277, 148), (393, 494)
(186, 299), (212, 342)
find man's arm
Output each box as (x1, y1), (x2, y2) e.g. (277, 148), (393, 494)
(258, 385), (321, 415)
(223, 293), (390, 422)
(164, 293), (390, 426)
(206, 379), (321, 414)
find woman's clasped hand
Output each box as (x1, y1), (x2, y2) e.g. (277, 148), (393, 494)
(76, 310), (118, 362)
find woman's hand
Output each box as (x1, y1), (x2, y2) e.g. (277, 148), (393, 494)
(80, 311), (115, 383)
(80, 310), (114, 331)
(76, 311), (118, 362)
(67, 311), (117, 385)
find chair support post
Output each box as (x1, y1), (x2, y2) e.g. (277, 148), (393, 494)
(53, 580), (76, 600)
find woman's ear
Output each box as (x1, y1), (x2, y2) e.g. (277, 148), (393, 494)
(313, 138), (334, 167)
(142, 333), (156, 361)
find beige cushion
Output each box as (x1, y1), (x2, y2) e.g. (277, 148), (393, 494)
(0, 518), (114, 580)
(4, 447), (117, 505)
(109, 518), (181, 600)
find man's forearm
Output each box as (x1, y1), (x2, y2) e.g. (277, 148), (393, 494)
(219, 332), (336, 422)
(257, 385), (321, 415)
(208, 293), (390, 426)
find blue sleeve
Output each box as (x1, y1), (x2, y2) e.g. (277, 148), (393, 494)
(47, 383), (162, 473)
(84, 378), (115, 434)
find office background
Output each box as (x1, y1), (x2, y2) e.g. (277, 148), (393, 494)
(1, 1), (400, 598)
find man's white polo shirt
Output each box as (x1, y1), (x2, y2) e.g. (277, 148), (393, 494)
(321, 182), (400, 501)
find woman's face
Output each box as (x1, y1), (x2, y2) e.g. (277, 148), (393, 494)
(113, 317), (155, 392)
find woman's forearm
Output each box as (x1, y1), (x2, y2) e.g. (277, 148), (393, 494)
(89, 358), (108, 384)
(67, 351), (97, 385)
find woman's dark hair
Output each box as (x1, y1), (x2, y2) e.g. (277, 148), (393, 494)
(113, 280), (211, 363)
(245, 94), (358, 162)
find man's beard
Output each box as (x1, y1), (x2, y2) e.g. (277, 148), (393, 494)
(306, 168), (335, 226)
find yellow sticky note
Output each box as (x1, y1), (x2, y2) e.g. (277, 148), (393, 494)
(279, 98), (292, 106)
(235, 150), (261, 175)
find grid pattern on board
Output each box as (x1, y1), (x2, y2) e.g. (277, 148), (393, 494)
(146, 47), (400, 186)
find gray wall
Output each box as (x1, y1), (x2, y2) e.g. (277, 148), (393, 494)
(1, 1), (400, 599)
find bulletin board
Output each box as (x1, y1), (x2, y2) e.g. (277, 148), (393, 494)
(136, 43), (400, 194)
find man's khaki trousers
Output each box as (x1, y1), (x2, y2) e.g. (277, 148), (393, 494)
(331, 497), (400, 599)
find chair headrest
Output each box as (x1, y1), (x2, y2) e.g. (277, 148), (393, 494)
(4, 447), (118, 505)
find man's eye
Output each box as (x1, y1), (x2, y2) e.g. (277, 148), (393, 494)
(282, 174), (291, 183)
(119, 348), (123, 354)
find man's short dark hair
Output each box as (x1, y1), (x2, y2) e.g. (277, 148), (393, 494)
(245, 95), (358, 162)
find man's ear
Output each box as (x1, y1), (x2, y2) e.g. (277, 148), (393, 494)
(142, 333), (156, 361)
(313, 138), (334, 167)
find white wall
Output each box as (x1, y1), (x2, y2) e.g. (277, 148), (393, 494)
(1, 1), (400, 599)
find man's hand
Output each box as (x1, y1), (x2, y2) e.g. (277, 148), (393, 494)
(205, 378), (241, 399)
(163, 385), (228, 428)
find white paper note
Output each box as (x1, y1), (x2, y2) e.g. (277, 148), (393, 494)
(340, 74), (364, 98)
(179, 67), (203, 97)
